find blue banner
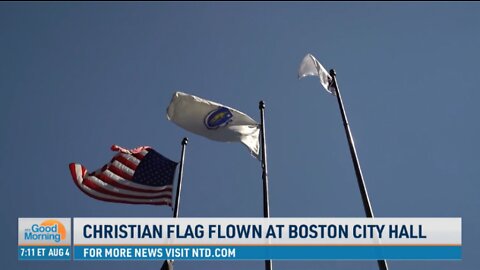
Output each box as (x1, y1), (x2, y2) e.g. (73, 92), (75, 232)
(73, 245), (460, 260)
(18, 246), (71, 260)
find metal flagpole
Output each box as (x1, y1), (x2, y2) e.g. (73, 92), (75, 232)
(329, 69), (389, 270)
(161, 137), (188, 270)
(259, 101), (273, 270)
(174, 137), (188, 218)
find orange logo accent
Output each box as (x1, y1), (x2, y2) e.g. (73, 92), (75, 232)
(40, 219), (66, 240)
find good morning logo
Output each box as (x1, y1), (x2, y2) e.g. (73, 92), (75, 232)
(23, 219), (67, 243)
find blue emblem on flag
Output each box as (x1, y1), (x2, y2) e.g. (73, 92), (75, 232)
(204, 107), (233, 129)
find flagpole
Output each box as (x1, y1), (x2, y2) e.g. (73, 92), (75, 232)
(173, 137), (188, 218)
(259, 101), (273, 270)
(161, 137), (188, 270)
(329, 69), (389, 270)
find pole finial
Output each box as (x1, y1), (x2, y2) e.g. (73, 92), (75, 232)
(329, 69), (336, 76)
(259, 100), (265, 109)
(182, 137), (188, 145)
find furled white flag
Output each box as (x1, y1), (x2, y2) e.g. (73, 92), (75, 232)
(298, 53), (336, 94)
(167, 92), (260, 158)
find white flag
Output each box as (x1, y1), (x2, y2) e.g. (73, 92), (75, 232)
(167, 92), (260, 158)
(298, 53), (335, 94)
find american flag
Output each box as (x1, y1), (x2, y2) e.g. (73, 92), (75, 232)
(69, 145), (177, 206)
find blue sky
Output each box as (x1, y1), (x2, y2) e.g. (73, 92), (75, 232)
(1, 2), (479, 269)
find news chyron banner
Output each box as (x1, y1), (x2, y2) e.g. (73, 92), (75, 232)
(72, 218), (461, 261)
(18, 218), (71, 260)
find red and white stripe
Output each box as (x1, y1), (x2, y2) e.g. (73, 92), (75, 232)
(69, 146), (172, 206)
